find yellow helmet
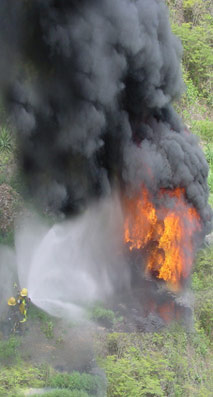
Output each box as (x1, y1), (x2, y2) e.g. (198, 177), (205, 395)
(20, 288), (28, 297)
(8, 297), (17, 306)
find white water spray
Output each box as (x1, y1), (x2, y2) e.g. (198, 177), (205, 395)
(15, 195), (130, 321)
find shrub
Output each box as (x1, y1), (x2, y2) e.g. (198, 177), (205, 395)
(99, 328), (213, 396)
(89, 304), (116, 328)
(48, 372), (104, 395)
(104, 347), (174, 397)
(0, 365), (45, 396)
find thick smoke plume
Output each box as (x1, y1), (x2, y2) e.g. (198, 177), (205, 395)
(0, 0), (212, 233)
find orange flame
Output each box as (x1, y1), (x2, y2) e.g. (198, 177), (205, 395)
(124, 186), (201, 290)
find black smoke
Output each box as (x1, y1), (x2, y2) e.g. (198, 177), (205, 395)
(0, 0), (212, 233)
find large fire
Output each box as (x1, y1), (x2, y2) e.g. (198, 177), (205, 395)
(124, 186), (201, 290)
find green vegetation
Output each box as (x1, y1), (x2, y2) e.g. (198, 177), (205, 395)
(0, 337), (20, 366)
(0, 364), (45, 397)
(99, 327), (212, 397)
(0, 359), (105, 397)
(89, 303), (116, 328)
(192, 246), (213, 342)
(33, 391), (90, 397)
(0, 1), (212, 397)
(172, 20), (213, 103)
(203, 143), (213, 206)
(167, 0), (213, 211)
(48, 372), (105, 396)
(167, 0), (213, 103)
(0, 126), (13, 153)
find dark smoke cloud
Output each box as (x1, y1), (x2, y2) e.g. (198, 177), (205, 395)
(0, 0), (212, 232)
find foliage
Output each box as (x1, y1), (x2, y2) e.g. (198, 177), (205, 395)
(193, 247), (213, 291)
(0, 127), (13, 152)
(0, 362), (104, 397)
(204, 144), (213, 166)
(202, 143), (213, 205)
(0, 337), (20, 366)
(89, 304), (116, 328)
(33, 390), (90, 397)
(182, 0), (213, 25)
(105, 347), (174, 396)
(193, 247), (213, 341)
(41, 321), (54, 340)
(48, 372), (105, 396)
(192, 120), (213, 142)
(100, 324), (213, 397)
(169, 0), (213, 104)
(99, 327), (213, 397)
(0, 364), (45, 397)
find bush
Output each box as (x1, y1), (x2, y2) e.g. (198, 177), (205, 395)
(0, 365), (45, 396)
(104, 347), (174, 397)
(89, 304), (116, 328)
(99, 328), (213, 396)
(48, 372), (104, 396)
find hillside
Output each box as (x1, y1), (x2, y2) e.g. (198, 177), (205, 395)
(0, 1), (212, 396)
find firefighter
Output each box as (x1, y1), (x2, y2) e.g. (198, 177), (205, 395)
(17, 288), (30, 323)
(7, 296), (20, 333)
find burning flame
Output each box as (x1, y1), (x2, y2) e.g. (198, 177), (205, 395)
(124, 186), (201, 290)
